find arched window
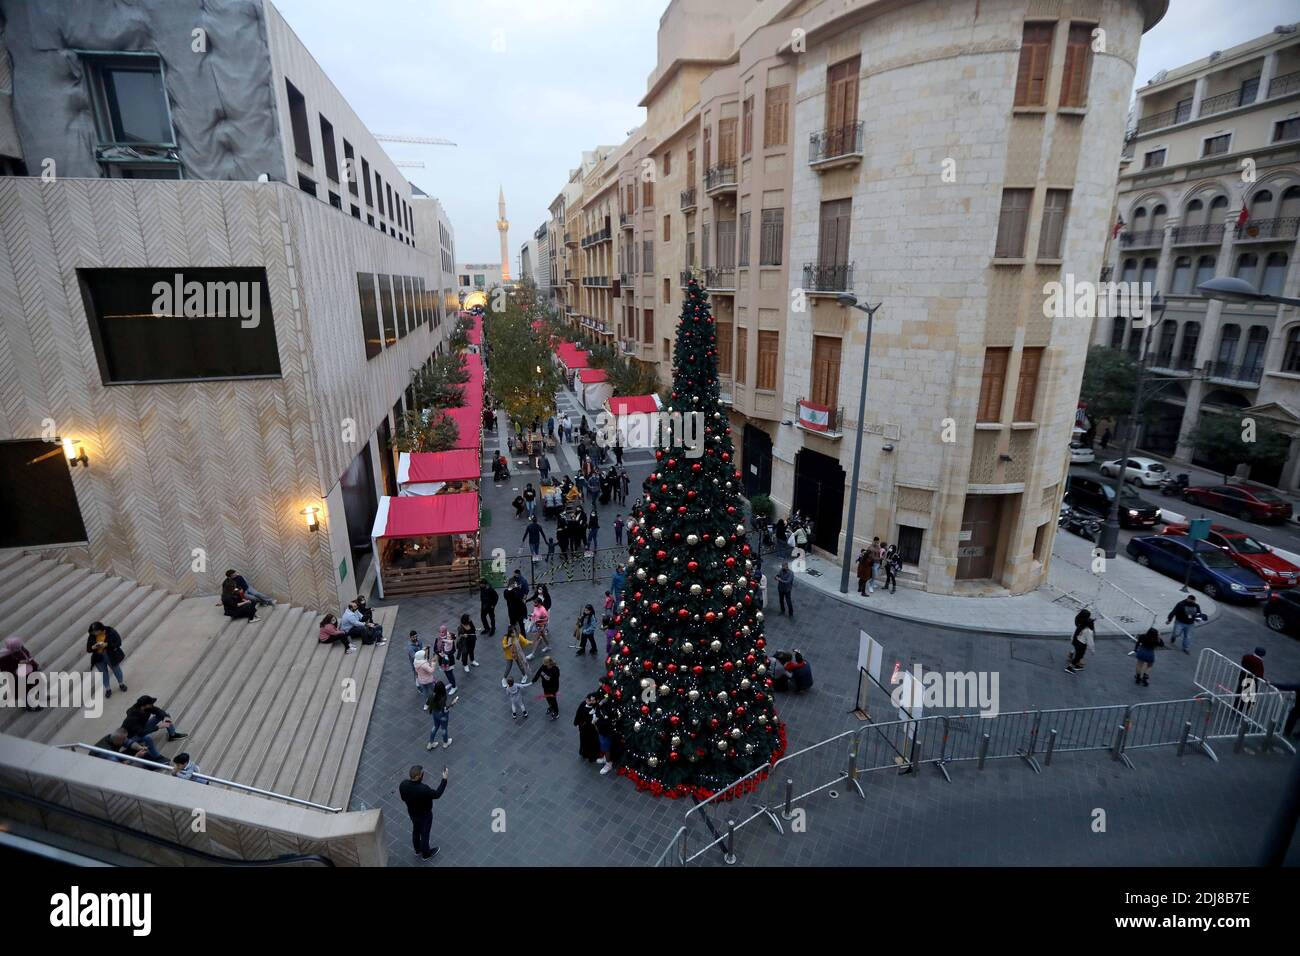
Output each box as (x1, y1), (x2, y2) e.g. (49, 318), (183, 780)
(1170, 256), (1193, 293)
(1150, 203), (1168, 232)
(1250, 189), (1276, 219)
(1131, 206), (1147, 235)
(1216, 323), (1241, 368)
(1209, 195), (1229, 220)
(1242, 325), (1269, 373)
(1178, 321), (1200, 367)
(1234, 252), (1260, 286)
(1138, 257), (1158, 289)
(1280, 185), (1300, 219)
(1262, 252), (1289, 295)
(1156, 320), (1178, 365)
(1185, 198), (1204, 225)
(1193, 254), (1217, 290)
(1120, 257), (1138, 283)
(1283, 326), (1300, 373)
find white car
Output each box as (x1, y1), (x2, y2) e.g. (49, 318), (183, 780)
(1099, 456), (1168, 487)
(1069, 441), (1095, 464)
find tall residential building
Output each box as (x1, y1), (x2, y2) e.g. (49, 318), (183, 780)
(547, 0), (1166, 595)
(1091, 25), (1300, 488)
(0, 0), (458, 611)
(497, 186), (511, 282)
(534, 222), (551, 298)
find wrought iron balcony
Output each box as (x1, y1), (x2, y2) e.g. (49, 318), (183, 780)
(620, 213), (633, 230)
(680, 269), (695, 288)
(704, 163), (737, 194)
(1207, 360), (1264, 385)
(680, 187), (697, 211)
(796, 397), (844, 438)
(802, 262), (852, 294)
(581, 275), (610, 287)
(1119, 229), (1163, 248)
(704, 267), (735, 291)
(564, 231), (576, 246)
(1236, 217), (1300, 241)
(1198, 86), (1258, 118)
(808, 122), (865, 168)
(1134, 100), (1193, 134)
(1268, 70), (1300, 98)
(1172, 223), (1226, 245)
(621, 337), (637, 355)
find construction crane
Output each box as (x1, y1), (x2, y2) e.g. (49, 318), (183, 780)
(374, 134), (457, 147)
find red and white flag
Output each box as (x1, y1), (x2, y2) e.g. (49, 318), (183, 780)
(1237, 205), (1250, 228)
(1112, 215), (1125, 239)
(798, 400), (831, 432)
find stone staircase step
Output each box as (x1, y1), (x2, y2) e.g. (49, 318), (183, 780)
(0, 550), (39, 576)
(12, 571), (116, 658)
(0, 560), (77, 620)
(321, 606), (398, 808)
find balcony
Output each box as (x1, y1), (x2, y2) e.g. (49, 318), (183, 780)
(1198, 86), (1259, 119)
(1148, 355), (1197, 376)
(619, 272), (632, 286)
(620, 213), (633, 230)
(1207, 360), (1264, 385)
(1236, 217), (1300, 241)
(1134, 100), (1193, 135)
(802, 262), (852, 295)
(704, 267), (735, 292)
(1172, 223), (1226, 246)
(564, 231), (576, 247)
(1119, 228), (1163, 248)
(1268, 70), (1300, 98)
(680, 269), (695, 288)
(582, 275), (610, 288)
(621, 338), (638, 356)
(808, 122), (865, 170)
(680, 187), (697, 211)
(704, 163), (737, 195)
(1099, 264), (1114, 282)
(580, 226), (612, 248)
(796, 398), (845, 439)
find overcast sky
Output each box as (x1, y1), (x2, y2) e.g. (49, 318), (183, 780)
(272, 0), (1298, 266)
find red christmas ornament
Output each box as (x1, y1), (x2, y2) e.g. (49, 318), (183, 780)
(722, 661), (734, 672)
(656, 549), (667, 561)
(691, 463), (702, 473)
(677, 608), (690, 620)
(704, 611), (717, 623)
(687, 561), (699, 572)
(692, 665), (704, 675)
(650, 602), (661, 613)
(725, 557), (736, 568)
(640, 705), (650, 715)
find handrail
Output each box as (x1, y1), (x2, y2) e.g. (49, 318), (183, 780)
(59, 742), (344, 813)
(0, 785), (336, 866)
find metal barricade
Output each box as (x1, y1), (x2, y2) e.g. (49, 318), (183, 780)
(1123, 697), (1217, 759)
(1193, 648), (1295, 751)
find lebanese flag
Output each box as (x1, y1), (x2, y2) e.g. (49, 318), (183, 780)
(1237, 205), (1250, 228)
(798, 400), (830, 432)
(1112, 215), (1125, 239)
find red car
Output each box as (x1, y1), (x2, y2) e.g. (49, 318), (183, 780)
(1161, 522), (1300, 587)
(1181, 483), (1293, 524)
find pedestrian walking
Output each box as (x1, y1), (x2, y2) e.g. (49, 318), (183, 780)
(586, 472), (601, 508)
(501, 626), (532, 681)
(619, 469), (630, 505)
(506, 677), (529, 719)
(539, 455), (551, 484)
(576, 604), (598, 655)
(456, 614), (479, 672)
(86, 622), (128, 697)
(398, 764), (448, 861)
(415, 644), (440, 703)
(1166, 595), (1204, 654)
(1237, 647), (1267, 714)
(611, 566), (626, 601)
(884, 544), (900, 594)
(1134, 627), (1159, 686)
(479, 579), (499, 635)
(531, 583), (553, 611)
(614, 514), (624, 546)
(595, 698), (616, 775)
(505, 576), (528, 631)
(855, 549), (871, 597)
(776, 563), (795, 618)
(435, 625), (459, 693)
(866, 537), (883, 595)
(532, 656), (561, 719)
(521, 516), (549, 557)
(587, 511), (600, 553)
(1100, 427), (1112, 450)
(1066, 610), (1095, 674)
(528, 600), (552, 657)
(574, 693), (602, 761)
(425, 680), (455, 750)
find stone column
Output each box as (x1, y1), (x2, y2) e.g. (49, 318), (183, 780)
(1190, 76), (1208, 118)
(1259, 51), (1278, 102)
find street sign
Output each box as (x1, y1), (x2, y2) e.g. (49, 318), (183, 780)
(1188, 518), (1212, 542)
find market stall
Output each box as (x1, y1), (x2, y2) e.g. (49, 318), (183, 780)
(576, 368), (613, 412)
(371, 492), (480, 597)
(397, 449), (482, 496)
(553, 342), (591, 387)
(605, 393), (664, 448)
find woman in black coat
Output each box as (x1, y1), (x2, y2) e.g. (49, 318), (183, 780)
(86, 622), (128, 698)
(574, 693), (602, 762)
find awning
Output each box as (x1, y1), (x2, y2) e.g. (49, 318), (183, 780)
(577, 368), (609, 384)
(372, 492), (480, 539)
(554, 342), (590, 369)
(607, 394), (661, 416)
(530, 320), (544, 331)
(399, 449), (481, 485)
(442, 405), (483, 448)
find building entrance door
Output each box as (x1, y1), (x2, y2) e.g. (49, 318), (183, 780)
(793, 448), (845, 555)
(956, 494), (1004, 581)
(742, 424), (772, 497)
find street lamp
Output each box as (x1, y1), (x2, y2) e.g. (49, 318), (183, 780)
(836, 291), (884, 594)
(1098, 292), (1166, 559)
(1197, 276), (1300, 308)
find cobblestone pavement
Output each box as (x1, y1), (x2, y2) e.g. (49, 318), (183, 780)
(350, 390), (1299, 867)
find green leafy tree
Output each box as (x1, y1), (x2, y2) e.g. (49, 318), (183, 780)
(605, 276), (783, 799)
(1078, 346), (1137, 426)
(412, 362), (465, 409)
(1188, 412), (1290, 480)
(393, 409), (459, 453)
(484, 298), (565, 427)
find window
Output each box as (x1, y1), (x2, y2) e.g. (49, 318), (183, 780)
(343, 140), (357, 195)
(742, 96), (754, 156)
(686, 149), (696, 185)
(385, 182), (394, 221)
(298, 174), (316, 197)
(1262, 252), (1289, 296)
(663, 214), (671, 242)
(716, 219), (736, 269)
(1143, 148), (1166, 169)
(87, 55), (173, 145)
(811, 335), (841, 409)
(1202, 134), (1231, 157)
(663, 338), (671, 361)
(1013, 347), (1042, 421)
(759, 208), (784, 265)
(1234, 252), (1259, 286)
(1138, 257), (1157, 289)
(1239, 76), (1260, 106)
(818, 199), (852, 268)
(1174, 96), (1193, 124)
(624, 183), (635, 213)
(643, 177), (654, 207)
(686, 228), (696, 268)
(1178, 322), (1200, 366)
(757, 330), (778, 390)
(703, 126), (712, 168)
(735, 327), (748, 384)
(1014, 23), (1053, 107)
(995, 188), (1032, 258)
(738, 212), (751, 267)
(395, 277), (409, 338)
(977, 347), (1010, 422)
(764, 85), (789, 147)
(825, 56), (860, 135)
(716, 321), (733, 375)
(663, 151), (672, 176)
(718, 117), (738, 165)
(1033, 522), (1050, 563)
(1120, 257), (1137, 283)
(328, 191), (341, 210)
(701, 223), (710, 269)
(378, 274), (398, 346)
(1038, 189), (1070, 258)
(362, 158), (373, 206)
(643, 239), (654, 273)
(319, 115), (339, 182)
(350, 204), (360, 219)
(1243, 325), (1269, 371)
(285, 79), (312, 163)
(1193, 255), (1216, 289)
(1169, 256), (1192, 294)
(1274, 118), (1300, 143)
(357, 272), (382, 359)
(1109, 316), (1127, 350)
(115, 164), (181, 179)
(77, 267), (280, 383)
(644, 308), (654, 344)
(1216, 324), (1240, 366)
(1059, 23), (1093, 107)
(663, 277), (671, 304)
(1155, 320), (1177, 365)
(1283, 327), (1300, 373)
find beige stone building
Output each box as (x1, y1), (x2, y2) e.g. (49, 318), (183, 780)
(545, 0), (1166, 594)
(1091, 25), (1300, 489)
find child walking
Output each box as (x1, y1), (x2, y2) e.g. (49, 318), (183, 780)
(505, 677), (529, 720)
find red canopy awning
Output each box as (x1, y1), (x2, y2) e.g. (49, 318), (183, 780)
(467, 327), (482, 345)
(406, 449), (481, 483)
(608, 394), (660, 416)
(578, 368), (609, 383)
(379, 493), (480, 538)
(442, 405), (483, 448)
(530, 320), (544, 331)
(555, 343), (590, 369)
(459, 362), (485, 398)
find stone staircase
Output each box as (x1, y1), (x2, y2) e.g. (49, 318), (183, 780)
(0, 550), (393, 810)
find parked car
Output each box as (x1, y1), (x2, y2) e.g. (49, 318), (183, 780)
(1125, 535), (1270, 603)
(1263, 590), (1300, 635)
(1069, 441), (1095, 465)
(1181, 482), (1293, 524)
(1099, 456), (1168, 487)
(1064, 473), (1161, 529)
(1161, 522), (1300, 588)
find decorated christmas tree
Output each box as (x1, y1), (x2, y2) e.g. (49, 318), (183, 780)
(604, 276), (785, 799)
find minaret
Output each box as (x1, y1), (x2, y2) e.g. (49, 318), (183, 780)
(497, 185), (511, 282)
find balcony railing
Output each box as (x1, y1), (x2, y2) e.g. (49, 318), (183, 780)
(1268, 70), (1300, 98)
(796, 398), (845, 437)
(808, 122), (865, 167)
(620, 213), (633, 230)
(1134, 101), (1194, 134)
(619, 272), (632, 286)
(582, 275), (610, 287)
(1198, 86), (1258, 118)
(564, 231), (575, 246)
(1207, 360), (1264, 385)
(680, 187), (697, 211)
(1236, 217), (1300, 241)
(704, 267), (735, 290)
(580, 226), (612, 248)
(1172, 222), (1226, 245)
(802, 262), (853, 294)
(1099, 264), (1114, 282)
(704, 163), (737, 193)
(1119, 228), (1163, 248)
(680, 269), (695, 288)
(621, 338), (637, 355)
(1149, 355), (1196, 374)
(563, 268), (573, 278)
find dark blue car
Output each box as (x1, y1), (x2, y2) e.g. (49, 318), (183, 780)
(1126, 535), (1270, 603)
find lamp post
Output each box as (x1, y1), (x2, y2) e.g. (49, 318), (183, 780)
(1099, 292), (1166, 559)
(835, 292), (884, 594)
